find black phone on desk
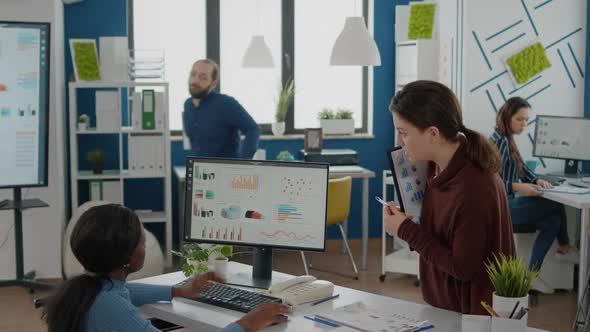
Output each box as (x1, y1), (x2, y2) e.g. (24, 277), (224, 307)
(148, 318), (183, 331)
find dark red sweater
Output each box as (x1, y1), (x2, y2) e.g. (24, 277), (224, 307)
(398, 146), (515, 315)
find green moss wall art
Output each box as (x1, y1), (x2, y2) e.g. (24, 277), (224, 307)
(506, 42), (551, 85)
(69, 39), (101, 81)
(408, 3), (436, 40)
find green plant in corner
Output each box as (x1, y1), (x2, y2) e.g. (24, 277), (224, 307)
(485, 253), (538, 298)
(335, 109), (354, 119)
(86, 149), (104, 174)
(276, 150), (294, 161)
(318, 108), (335, 120)
(276, 78), (294, 123)
(172, 243), (233, 277)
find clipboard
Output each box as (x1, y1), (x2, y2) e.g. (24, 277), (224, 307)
(386, 147), (428, 224)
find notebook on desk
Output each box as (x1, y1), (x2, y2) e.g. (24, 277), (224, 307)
(387, 147), (427, 224)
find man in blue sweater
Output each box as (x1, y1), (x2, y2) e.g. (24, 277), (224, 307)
(183, 59), (260, 159)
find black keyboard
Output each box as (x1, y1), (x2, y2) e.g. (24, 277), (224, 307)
(536, 174), (566, 186)
(189, 281), (282, 313)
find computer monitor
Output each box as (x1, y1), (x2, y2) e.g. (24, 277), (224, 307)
(0, 21), (50, 188)
(183, 157), (329, 287)
(533, 115), (590, 177)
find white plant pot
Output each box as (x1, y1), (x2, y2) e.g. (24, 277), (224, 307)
(212, 258), (229, 278)
(272, 122), (285, 136)
(492, 292), (528, 323)
(321, 119), (355, 135)
(78, 122), (88, 131)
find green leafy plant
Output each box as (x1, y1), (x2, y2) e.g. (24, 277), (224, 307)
(172, 243), (233, 277)
(276, 150), (294, 161)
(276, 78), (294, 123)
(318, 108), (335, 120)
(335, 109), (354, 119)
(86, 149), (104, 174)
(72, 41), (101, 81)
(78, 114), (89, 124)
(506, 42), (551, 84)
(485, 253), (538, 298)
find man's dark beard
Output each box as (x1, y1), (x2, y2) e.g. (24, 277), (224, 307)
(189, 86), (210, 99)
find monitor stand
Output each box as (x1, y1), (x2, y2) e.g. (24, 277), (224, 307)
(225, 247), (285, 289)
(548, 159), (586, 178)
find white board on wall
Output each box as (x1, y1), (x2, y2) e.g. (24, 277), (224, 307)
(461, 0), (586, 172)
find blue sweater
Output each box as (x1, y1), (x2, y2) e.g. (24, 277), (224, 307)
(490, 130), (538, 197)
(85, 279), (244, 332)
(183, 92), (260, 159)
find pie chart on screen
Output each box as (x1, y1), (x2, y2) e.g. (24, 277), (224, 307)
(0, 84), (6, 92)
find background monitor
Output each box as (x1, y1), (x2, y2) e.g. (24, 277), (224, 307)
(183, 157), (328, 286)
(0, 21), (50, 188)
(533, 115), (590, 176)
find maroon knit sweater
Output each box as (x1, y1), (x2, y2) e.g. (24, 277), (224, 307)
(398, 146), (515, 315)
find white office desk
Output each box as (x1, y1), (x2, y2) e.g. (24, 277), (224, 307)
(174, 165), (376, 271)
(541, 186), (590, 304)
(136, 262), (547, 332)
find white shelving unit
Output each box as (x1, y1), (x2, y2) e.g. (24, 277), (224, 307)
(380, 170), (419, 283)
(68, 81), (172, 266)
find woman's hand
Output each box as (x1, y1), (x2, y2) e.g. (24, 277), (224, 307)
(514, 183), (543, 196)
(172, 272), (225, 298)
(383, 202), (411, 237)
(236, 302), (291, 332)
(536, 179), (553, 189)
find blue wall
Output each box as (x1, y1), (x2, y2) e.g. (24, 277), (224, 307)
(64, 0), (406, 245)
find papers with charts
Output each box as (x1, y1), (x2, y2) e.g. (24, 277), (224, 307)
(316, 301), (430, 332)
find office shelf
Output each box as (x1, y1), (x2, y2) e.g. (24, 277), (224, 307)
(77, 170), (121, 179)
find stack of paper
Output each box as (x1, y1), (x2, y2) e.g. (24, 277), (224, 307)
(96, 91), (120, 131)
(316, 301), (431, 332)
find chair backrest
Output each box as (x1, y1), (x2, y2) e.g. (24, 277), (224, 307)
(327, 176), (352, 225)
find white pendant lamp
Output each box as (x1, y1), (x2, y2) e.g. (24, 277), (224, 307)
(330, 16), (381, 66)
(242, 35), (275, 68)
(242, 0), (275, 68)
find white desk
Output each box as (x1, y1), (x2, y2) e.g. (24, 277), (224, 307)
(541, 186), (590, 304)
(136, 262), (547, 332)
(174, 165), (376, 271)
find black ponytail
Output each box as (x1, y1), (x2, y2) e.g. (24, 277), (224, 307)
(43, 204), (142, 332)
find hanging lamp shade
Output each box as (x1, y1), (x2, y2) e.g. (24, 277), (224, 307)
(330, 17), (381, 66)
(242, 35), (275, 68)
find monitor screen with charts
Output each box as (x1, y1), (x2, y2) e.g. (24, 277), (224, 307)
(533, 115), (590, 162)
(0, 21), (50, 188)
(183, 158), (328, 251)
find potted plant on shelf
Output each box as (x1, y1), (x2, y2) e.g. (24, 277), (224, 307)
(86, 149), (105, 174)
(172, 243), (233, 277)
(485, 253), (538, 322)
(78, 113), (90, 131)
(276, 150), (295, 161)
(319, 108), (355, 135)
(273, 78), (294, 136)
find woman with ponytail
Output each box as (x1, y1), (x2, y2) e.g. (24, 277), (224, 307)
(490, 97), (579, 294)
(44, 204), (289, 332)
(382, 80), (515, 315)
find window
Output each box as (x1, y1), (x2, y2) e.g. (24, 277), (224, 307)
(220, 0), (282, 125)
(131, 0), (370, 135)
(294, 0), (365, 130)
(131, 0), (206, 130)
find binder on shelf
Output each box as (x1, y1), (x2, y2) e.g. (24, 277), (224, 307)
(155, 91), (165, 130)
(131, 92), (142, 130)
(96, 91), (120, 131)
(142, 89), (156, 130)
(89, 180), (103, 200)
(89, 180), (122, 204)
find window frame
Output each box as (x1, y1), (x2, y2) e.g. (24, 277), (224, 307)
(129, 0), (370, 136)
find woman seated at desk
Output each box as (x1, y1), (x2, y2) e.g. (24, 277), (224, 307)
(490, 97), (579, 294)
(44, 204), (289, 332)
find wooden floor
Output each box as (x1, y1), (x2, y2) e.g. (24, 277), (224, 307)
(0, 239), (575, 332)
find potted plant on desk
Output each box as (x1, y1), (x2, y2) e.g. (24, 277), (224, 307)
(319, 108), (355, 135)
(272, 78), (294, 136)
(172, 243), (233, 277)
(485, 253), (538, 322)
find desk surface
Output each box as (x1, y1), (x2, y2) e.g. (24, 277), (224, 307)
(137, 262), (547, 332)
(541, 184), (590, 209)
(173, 165), (375, 181)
